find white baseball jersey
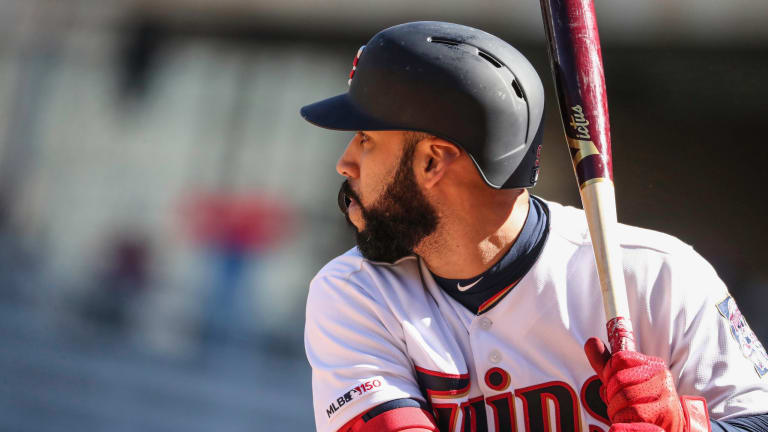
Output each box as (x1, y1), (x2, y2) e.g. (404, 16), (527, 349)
(304, 200), (768, 432)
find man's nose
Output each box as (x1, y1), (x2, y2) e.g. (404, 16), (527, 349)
(335, 135), (360, 178)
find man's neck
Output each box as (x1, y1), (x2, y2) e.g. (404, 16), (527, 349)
(416, 188), (530, 279)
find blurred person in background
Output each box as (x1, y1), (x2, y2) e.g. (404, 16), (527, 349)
(80, 231), (150, 330)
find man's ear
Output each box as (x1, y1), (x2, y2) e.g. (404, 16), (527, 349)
(415, 137), (462, 189)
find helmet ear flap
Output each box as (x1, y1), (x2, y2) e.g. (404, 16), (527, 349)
(501, 124), (545, 189)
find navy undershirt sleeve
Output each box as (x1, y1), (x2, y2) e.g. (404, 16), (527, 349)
(711, 414), (768, 432)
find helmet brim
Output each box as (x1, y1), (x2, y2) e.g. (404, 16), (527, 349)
(300, 93), (401, 132)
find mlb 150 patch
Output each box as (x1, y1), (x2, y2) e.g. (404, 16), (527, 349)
(325, 376), (386, 419)
(717, 296), (768, 377)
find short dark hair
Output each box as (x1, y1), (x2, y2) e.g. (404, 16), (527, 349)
(403, 131), (432, 152)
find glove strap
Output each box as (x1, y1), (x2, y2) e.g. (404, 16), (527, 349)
(681, 396), (710, 432)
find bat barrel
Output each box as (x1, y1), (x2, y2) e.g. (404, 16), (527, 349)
(540, 0), (612, 187)
(540, 0), (635, 352)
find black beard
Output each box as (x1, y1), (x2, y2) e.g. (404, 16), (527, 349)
(338, 146), (438, 263)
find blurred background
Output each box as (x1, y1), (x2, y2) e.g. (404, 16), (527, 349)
(0, 0), (765, 430)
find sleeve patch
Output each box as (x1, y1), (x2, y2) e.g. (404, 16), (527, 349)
(325, 376), (388, 419)
(717, 296), (768, 377)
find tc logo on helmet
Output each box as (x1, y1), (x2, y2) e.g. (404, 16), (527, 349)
(348, 46), (365, 86)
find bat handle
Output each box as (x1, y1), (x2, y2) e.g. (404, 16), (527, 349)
(581, 180), (636, 353)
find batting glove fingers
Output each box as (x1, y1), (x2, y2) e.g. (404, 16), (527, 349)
(584, 337), (709, 432)
(609, 423), (665, 432)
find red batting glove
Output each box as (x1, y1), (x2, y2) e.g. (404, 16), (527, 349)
(584, 337), (687, 432)
(609, 423), (665, 432)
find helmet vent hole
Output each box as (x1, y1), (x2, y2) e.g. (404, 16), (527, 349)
(477, 51), (502, 68)
(511, 79), (525, 100)
(428, 37), (459, 46)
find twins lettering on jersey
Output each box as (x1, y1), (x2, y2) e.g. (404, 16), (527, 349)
(326, 377), (384, 418)
(417, 366), (609, 432)
(325, 368), (608, 431)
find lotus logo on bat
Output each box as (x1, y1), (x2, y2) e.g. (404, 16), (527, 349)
(569, 105), (591, 140)
(326, 377), (383, 418)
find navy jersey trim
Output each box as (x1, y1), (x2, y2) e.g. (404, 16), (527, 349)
(362, 398), (429, 422)
(711, 413), (768, 432)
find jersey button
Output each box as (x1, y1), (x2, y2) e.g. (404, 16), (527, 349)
(489, 350), (502, 363)
(479, 317), (492, 329)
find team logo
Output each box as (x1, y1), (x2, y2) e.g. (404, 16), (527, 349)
(717, 295), (768, 377)
(325, 376), (384, 418)
(348, 45), (365, 86)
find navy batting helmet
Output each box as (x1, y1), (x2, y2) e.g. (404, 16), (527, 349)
(300, 21), (545, 189)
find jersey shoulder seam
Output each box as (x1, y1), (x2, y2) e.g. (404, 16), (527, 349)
(543, 199), (693, 256)
(311, 249), (420, 301)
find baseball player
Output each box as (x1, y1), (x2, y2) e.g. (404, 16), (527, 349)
(300, 22), (768, 432)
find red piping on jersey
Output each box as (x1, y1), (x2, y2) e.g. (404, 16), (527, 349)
(414, 366), (469, 379)
(477, 279), (520, 314)
(425, 388), (471, 399)
(414, 366), (471, 398)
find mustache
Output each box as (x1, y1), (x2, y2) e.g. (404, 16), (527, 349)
(337, 180), (362, 214)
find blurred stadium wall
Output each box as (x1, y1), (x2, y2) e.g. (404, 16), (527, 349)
(0, 0), (766, 431)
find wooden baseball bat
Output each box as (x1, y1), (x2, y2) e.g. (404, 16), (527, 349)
(539, 0), (636, 353)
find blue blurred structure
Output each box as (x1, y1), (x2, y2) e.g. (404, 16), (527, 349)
(0, 301), (314, 431)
